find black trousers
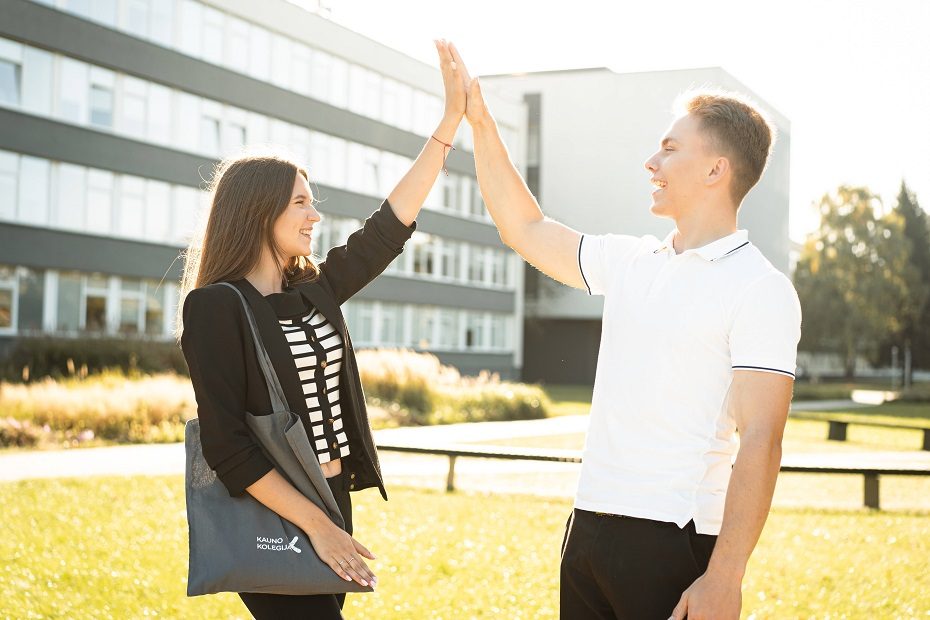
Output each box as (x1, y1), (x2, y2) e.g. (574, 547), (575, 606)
(239, 473), (354, 620)
(560, 509), (717, 620)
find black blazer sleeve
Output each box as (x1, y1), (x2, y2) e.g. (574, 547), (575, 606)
(180, 285), (274, 497)
(318, 199), (416, 305)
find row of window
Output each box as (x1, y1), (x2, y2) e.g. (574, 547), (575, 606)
(0, 264), (516, 353)
(26, 0), (491, 148)
(0, 265), (174, 337)
(317, 215), (518, 290)
(344, 300), (514, 352)
(0, 150), (515, 290)
(0, 38), (491, 223)
(0, 149), (201, 244)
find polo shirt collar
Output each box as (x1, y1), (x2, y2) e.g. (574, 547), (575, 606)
(654, 229), (750, 262)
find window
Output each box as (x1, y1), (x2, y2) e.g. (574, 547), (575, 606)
(354, 301), (375, 345)
(55, 163), (87, 231)
(466, 313), (486, 350)
(144, 279), (165, 336)
(87, 169), (114, 234)
(16, 266), (44, 332)
(58, 58), (89, 123)
(363, 69), (381, 119)
(118, 176), (145, 238)
(18, 156), (50, 226)
(413, 306), (434, 349)
(329, 57), (348, 108)
(0, 266), (15, 332)
(145, 83), (171, 145)
(89, 84), (113, 128)
(84, 274), (108, 332)
(144, 180), (171, 242)
(200, 115), (220, 155)
(178, 0), (202, 57)
(270, 34), (291, 88)
(171, 186), (199, 243)
(201, 6), (224, 65)
(442, 175), (458, 211)
(490, 315), (510, 350)
(291, 43), (312, 96)
(394, 82), (413, 131)
(248, 25), (271, 81)
(309, 49), (332, 102)
(469, 246), (487, 284)
(411, 233), (433, 276)
(469, 179), (485, 217)
(438, 240), (460, 280)
(379, 303), (404, 346)
(225, 17), (250, 74)
(492, 251), (508, 286)
(21, 47), (53, 116)
(0, 59), (21, 106)
(0, 150), (17, 220)
(56, 272), (82, 332)
(347, 64), (366, 115)
(149, 0), (174, 47)
(119, 278), (144, 334)
(437, 308), (459, 349)
(119, 76), (147, 137)
(121, 0), (150, 38)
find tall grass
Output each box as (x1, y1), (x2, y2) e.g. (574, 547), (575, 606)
(357, 349), (549, 425)
(0, 350), (549, 448)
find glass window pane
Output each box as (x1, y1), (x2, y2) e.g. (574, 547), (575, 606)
(122, 0), (150, 38)
(56, 272), (81, 331)
(0, 287), (12, 328)
(119, 297), (140, 334)
(149, 0), (173, 46)
(201, 6), (224, 64)
(0, 150), (18, 220)
(58, 58), (89, 123)
(85, 294), (107, 331)
(0, 60), (21, 106)
(21, 48), (53, 115)
(121, 278), (141, 293)
(87, 169), (113, 234)
(118, 176), (145, 237)
(89, 84), (113, 127)
(144, 280), (164, 336)
(55, 163), (86, 231)
(16, 266), (44, 332)
(144, 180), (170, 242)
(200, 116), (220, 155)
(177, 0), (202, 57)
(18, 156), (50, 225)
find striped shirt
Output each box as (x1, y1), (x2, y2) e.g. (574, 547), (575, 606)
(268, 287), (349, 465)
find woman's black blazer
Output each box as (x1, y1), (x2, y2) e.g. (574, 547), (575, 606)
(180, 200), (416, 500)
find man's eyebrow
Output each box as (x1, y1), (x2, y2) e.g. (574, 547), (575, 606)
(661, 137), (679, 147)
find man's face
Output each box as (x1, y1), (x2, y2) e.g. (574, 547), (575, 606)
(643, 113), (717, 219)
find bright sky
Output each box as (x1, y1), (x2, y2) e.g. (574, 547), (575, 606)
(323, 0), (930, 242)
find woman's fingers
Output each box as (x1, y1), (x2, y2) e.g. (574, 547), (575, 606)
(353, 537), (376, 560)
(447, 41), (472, 83)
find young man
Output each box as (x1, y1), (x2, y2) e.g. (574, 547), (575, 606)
(448, 45), (801, 620)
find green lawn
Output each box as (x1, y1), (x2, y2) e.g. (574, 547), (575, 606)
(539, 384), (592, 417)
(0, 476), (927, 619)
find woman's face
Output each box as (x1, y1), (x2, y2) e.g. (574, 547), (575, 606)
(273, 172), (321, 259)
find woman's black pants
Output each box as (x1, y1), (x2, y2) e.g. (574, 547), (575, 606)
(238, 472), (354, 619)
(560, 509), (718, 620)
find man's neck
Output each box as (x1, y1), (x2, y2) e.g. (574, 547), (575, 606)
(672, 208), (738, 254)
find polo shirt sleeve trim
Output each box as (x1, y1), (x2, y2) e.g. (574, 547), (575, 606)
(732, 365), (796, 379)
(578, 234), (592, 295)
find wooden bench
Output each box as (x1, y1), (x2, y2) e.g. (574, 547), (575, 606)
(376, 442), (930, 510)
(791, 413), (930, 451)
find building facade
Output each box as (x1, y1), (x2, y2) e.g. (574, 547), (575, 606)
(485, 67), (791, 384)
(0, 0), (527, 378)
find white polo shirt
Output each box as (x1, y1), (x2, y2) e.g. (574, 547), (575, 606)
(575, 228), (801, 535)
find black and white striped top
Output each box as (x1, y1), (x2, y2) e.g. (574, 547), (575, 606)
(266, 287), (349, 465)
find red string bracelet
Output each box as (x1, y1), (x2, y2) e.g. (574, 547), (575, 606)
(431, 135), (455, 176)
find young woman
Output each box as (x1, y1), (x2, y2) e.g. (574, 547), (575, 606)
(177, 41), (466, 619)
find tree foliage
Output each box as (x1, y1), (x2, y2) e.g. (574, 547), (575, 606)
(794, 186), (921, 378)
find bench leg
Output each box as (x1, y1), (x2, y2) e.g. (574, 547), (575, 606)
(864, 473), (880, 509)
(923, 429), (930, 452)
(446, 455), (457, 492)
(827, 421), (848, 442)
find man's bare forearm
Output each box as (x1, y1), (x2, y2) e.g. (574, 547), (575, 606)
(705, 437), (782, 581)
(471, 118), (544, 247)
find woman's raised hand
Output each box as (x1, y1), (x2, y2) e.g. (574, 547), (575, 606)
(445, 42), (491, 127)
(435, 39), (469, 121)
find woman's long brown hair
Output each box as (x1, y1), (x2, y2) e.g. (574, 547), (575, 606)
(174, 153), (320, 340)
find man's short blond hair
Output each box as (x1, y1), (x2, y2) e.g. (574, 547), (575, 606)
(675, 89), (776, 206)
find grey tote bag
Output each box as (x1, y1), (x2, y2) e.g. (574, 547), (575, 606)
(184, 282), (372, 596)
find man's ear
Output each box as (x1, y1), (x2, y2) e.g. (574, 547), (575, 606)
(705, 156), (730, 187)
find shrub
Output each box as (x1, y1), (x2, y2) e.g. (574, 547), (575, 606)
(0, 416), (45, 447)
(899, 383), (930, 403)
(2, 335), (188, 382)
(357, 349), (549, 424)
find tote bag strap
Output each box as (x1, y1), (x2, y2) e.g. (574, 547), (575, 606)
(216, 282), (289, 413)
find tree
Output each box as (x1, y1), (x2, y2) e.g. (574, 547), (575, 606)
(794, 186), (921, 379)
(892, 181), (930, 373)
